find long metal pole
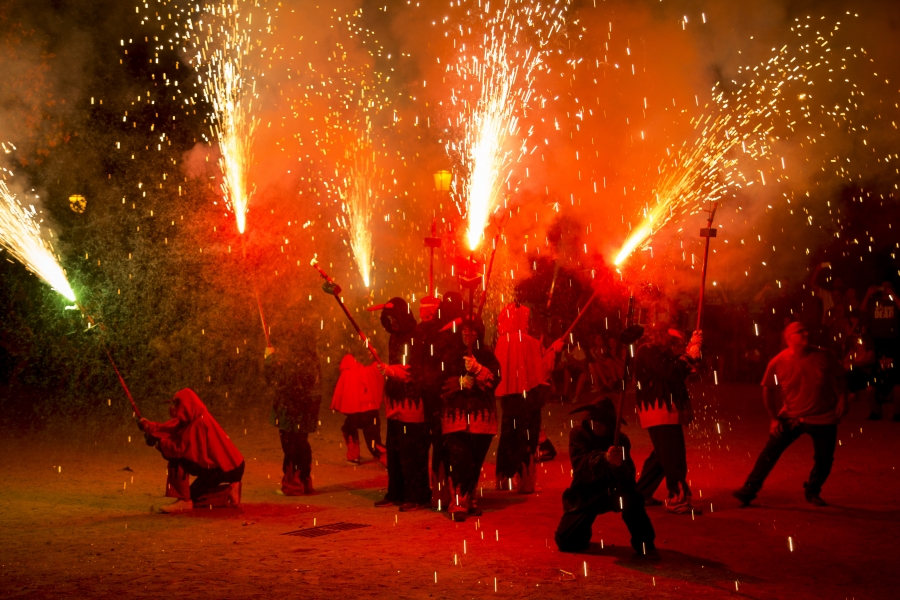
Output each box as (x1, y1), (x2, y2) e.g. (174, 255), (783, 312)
(613, 294), (636, 447)
(696, 202), (718, 331)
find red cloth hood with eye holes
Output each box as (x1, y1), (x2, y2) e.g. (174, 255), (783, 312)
(494, 303), (548, 396)
(154, 388), (244, 471)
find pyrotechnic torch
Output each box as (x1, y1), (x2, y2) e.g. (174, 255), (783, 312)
(310, 258), (383, 366)
(696, 202), (718, 331)
(614, 295), (644, 447)
(76, 302), (142, 420)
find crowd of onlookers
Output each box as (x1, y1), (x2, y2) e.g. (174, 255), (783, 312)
(541, 264), (899, 420)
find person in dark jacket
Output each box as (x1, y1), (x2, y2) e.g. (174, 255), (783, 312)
(370, 297), (432, 511)
(264, 323), (322, 496)
(554, 397), (656, 556)
(440, 315), (501, 520)
(139, 388), (245, 513)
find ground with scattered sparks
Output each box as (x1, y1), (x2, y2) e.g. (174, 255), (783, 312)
(1, 385), (896, 599)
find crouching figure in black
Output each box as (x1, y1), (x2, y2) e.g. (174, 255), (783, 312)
(554, 397), (657, 557)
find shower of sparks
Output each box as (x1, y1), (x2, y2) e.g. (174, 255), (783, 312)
(447, 0), (571, 251)
(614, 111), (765, 265)
(183, 0), (269, 234)
(339, 126), (379, 288)
(614, 15), (896, 268)
(0, 172), (75, 302)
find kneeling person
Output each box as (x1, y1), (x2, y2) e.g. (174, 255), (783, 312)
(139, 388), (245, 513)
(555, 397), (656, 556)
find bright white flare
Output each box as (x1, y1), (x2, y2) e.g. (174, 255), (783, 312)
(340, 128), (378, 288)
(190, 1), (262, 234)
(0, 179), (75, 301)
(448, 0), (570, 251)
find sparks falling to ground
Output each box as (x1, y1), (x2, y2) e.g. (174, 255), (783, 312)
(0, 174), (75, 302)
(447, 0), (571, 251)
(186, 0), (267, 234)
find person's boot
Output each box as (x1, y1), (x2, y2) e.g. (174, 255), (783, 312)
(344, 433), (361, 464)
(466, 493), (483, 517)
(227, 482), (242, 508)
(447, 485), (468, 521)
(803, 482), (827, 506)
(632, 540), (660, 560)
(194, 484), (233, 509)
(301, 476), (314, 495)
(159, 498), (193, 513)
(516, 454), (540, 494)
(665, 491), (701, 515)
(732, 487), (756, 506)
(537, 434), (557, 462)
(431, 464), (451, 510)
(374, 443), (388, 467)
(280, 464), (306, 496)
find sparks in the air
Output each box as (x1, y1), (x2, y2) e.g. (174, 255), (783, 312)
(448, 0), (571, 252)
(0, 176), (76, 302)
(340, 127), (378, 288)
(188, 0), (264, 234)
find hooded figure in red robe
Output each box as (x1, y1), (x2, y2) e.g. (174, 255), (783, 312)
(330, 354), (387, 464)
(139, 388), (245, 513)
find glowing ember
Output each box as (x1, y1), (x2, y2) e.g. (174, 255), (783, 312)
(0, 176), (75, 302)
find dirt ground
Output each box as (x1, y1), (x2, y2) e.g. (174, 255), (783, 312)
(1, 383), (897, 599)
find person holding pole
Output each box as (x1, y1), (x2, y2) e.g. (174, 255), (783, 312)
(633, 327), (703, 514)
(733, 321), (848, 507)
(370, 297), (432, 511)
(138, 389), (245, 513)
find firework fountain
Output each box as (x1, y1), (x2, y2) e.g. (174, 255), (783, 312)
(447, 0), (571, 253)
(0, 173), (75, 302)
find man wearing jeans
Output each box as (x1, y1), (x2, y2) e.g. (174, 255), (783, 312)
(733, 321), (848, 507)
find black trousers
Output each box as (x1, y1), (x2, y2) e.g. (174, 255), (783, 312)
(495, 407), (542, 480)
(168, 459), (244, 501)
(279, 429), (312, 479)
(741, 421), (838, 496)
(635, 424), (689, 499)
(385, 419), (431, 505)
(341, 410), (384, 457)
(444, 431), (493, 496)
(555, 491), (655, 553)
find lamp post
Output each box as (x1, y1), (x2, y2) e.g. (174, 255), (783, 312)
(427, 170), (452, 296)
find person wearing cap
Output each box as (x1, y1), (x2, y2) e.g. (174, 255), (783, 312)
(138, 389), (245, 513)
(493, 301), (563, 493)
(264, 323), (322, 496)
(554, 397), (657, 556)
(733, 321), (848, 507)
(369, 297), (432, 511)
(633, 327), (703, 514)
(440, 315), (501, 519)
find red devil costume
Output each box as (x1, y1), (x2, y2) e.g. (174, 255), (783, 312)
(370, 297), (431, 510)
(265, 324), (322, 496)
(418, 292), (467, 509)
(139, 388), (244, 513)
(440, 315), (501, 520)
(331, 354), (386, 465)
(633, 329), (703, 514)
(493, 302), (561, 492)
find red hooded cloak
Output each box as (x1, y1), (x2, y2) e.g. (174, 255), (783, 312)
(144, 388), (244, 472)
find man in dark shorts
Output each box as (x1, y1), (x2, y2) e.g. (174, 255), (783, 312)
(733, 321), (848, 507)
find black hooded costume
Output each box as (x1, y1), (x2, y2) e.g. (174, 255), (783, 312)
(375, 297), (431, 508)
(555, 398), (655, 554)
